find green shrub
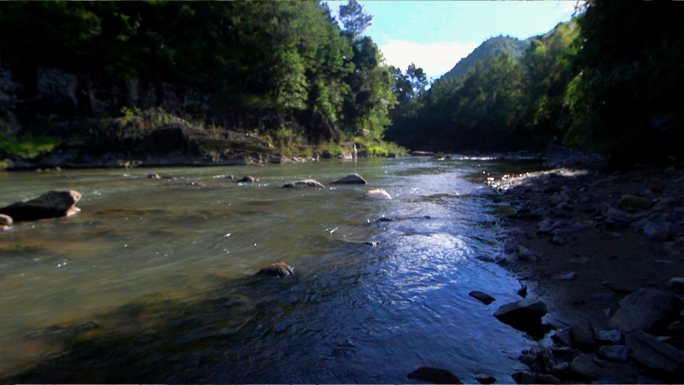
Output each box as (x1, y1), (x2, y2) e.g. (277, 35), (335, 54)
(0, 135), (61, 158)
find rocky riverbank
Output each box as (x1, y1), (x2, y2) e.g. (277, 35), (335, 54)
(488, 158), (684, 383)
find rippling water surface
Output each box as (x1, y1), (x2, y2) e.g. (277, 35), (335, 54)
(0, 157), (543, 383)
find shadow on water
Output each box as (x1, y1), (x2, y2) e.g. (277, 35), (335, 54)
(2, 254), (384, 383)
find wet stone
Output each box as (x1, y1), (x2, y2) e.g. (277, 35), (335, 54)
(593, 292), (616, 301)
(469, 291), (495, 305)
(610, 288), (682, 334)
(570, 355), (601, 381)
(663, 277), (684, 294)
(407, 367), (462, 384)
(555, 272), (577, 281)
(255, 262), (294, 278)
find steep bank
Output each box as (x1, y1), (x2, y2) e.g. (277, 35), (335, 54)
(489, 158), (684, 383)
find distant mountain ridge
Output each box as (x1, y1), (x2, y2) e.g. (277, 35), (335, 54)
(441, 35), (533, 80)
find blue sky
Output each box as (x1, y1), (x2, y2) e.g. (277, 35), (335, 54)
(328, 1), (581, 79)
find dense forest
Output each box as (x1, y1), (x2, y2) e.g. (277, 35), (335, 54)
(0, 0), (395, 161)
(0, 0), (682, 166)
(386, 0), (683, 164)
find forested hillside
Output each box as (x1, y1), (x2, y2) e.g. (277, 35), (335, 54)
(385, 0), (683, 165)
(0, 0), (399, 164)
(441, 35), (532, 81)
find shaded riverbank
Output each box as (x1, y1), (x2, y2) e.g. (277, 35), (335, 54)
(490, 161), (684, 383)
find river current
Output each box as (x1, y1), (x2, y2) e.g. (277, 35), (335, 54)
(0, 157), (543, 383)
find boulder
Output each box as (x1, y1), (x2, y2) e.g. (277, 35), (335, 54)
(597, 345), (630, 362)
(237, 176), (259, 183)
(407, 367), (462, 384)
(570, 355), (600, 381)
(570, 320), (597, 350)
(664, 277), (684, 294)
(364, 189), (391, 200)
(255, 262), (294, 278)
(0, 190), (81, 222)
(493, 298), (547, 329)
(331, 173), (367, 185)
(551, 328), (572, 347)
(469, 291), (495, 305)
(643, 222), (672, 242)
(625, 330), (684, 373)
(610, 288), (682, 334)
(283, 179), (325, 188)
(617, 194), (654, 210)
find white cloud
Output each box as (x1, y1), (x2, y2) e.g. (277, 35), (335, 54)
(378, 40), (479, 79)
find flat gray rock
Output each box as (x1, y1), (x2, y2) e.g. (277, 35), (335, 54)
(330, 173), (367, 184)
(610, 288), (682, 333)
(625, 330), (684, 373)
(283, 179), (325, 188)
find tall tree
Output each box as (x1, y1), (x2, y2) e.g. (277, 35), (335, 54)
(338, 0), (372, 38)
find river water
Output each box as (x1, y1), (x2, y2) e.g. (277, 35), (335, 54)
(0, 157), (543, 383)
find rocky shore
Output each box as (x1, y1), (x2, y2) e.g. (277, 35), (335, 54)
(488, 156), (684, 383)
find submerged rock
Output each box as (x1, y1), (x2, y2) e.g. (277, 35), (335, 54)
(469, 291), (495, 305)
(0, 190), (82, 221)
(283, 179), (325, 188)
(237, 176), (259, 183)
(331, 173), (367, 184)
(364, 189), (391, 200)
(255, 262), (294, 278)
(407, 367), (462, 384)
(147, 173), (161, 179)
(644, 222), (672, 242)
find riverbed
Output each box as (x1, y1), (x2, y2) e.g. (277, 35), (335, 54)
(0, 157), (545, 383)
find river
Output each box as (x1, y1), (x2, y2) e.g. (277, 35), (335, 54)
(0, 157), (544, 383)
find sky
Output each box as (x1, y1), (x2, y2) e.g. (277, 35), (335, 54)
(328, 1), (581, 80)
